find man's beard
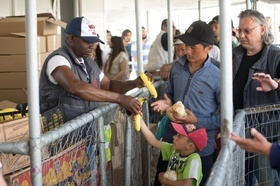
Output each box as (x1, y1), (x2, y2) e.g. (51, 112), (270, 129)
(142, 35), (147, 40)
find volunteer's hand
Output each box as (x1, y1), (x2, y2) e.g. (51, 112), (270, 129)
(134, 72), (154, 88)
(119, 95), (142, 115)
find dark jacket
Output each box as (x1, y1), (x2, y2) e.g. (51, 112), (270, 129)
(270, 142), (280, 171)
(232, 44), (280, 108)
(40, 40), (101, 121)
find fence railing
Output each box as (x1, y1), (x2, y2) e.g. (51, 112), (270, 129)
(3, 80), (280, 186)
(206, 110), (246, 186)
(207, 104), (280, 186)
(0, 80), (165, 186)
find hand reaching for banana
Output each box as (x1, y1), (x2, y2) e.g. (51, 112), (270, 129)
(139, 72), (157, 98)
(151, 94), (172, 114)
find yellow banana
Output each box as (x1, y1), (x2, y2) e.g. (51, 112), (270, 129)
(133, 97), (146, 131)
(25, 106), (29, 117)
(138, 97), (146, 105)
(139, 72), (158, 98)
(0, 108), (21, 121)
(133, 114), (141, 131)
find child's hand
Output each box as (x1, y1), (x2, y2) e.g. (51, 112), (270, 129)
(163, 170), (177, 181)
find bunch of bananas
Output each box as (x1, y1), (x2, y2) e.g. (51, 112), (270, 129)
(0, 108), (22, 121)
(41, 110), (64, 132)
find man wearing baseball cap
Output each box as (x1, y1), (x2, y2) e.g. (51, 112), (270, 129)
(39, 16), (151, 121)
(209, 15), (239, 48)
(140, 117), (207, 186)
(151, 20), (220, 186)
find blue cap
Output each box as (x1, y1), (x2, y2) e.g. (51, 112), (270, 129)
(65, 17), (104, 44)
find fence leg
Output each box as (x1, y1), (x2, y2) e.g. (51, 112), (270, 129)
(124, 116), (132, 186)
(98, 117), (108, 186)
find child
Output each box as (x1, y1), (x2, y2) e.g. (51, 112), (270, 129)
(140, 119), (207, 186)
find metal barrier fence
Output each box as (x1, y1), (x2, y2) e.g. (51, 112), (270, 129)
(0, 80), (166, 186)
(206, 110), (246, 186)
(4, 80), (280, 185)
(207, 104), (280, 186)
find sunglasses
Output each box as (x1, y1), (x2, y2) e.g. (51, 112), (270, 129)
(237, 25), (260, 35)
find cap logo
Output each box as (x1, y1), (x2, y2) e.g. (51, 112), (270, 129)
(187, 26), (194, 34)
(184, 124), (196, 132)
(88, 24), (95, 29)
(88, 24), (97, 36)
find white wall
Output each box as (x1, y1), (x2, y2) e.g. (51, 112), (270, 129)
(0, 0), (54, 17)
(1, 0), (279, 44)
(104, 2), (280, 44)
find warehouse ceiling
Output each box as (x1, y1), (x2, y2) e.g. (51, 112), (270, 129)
(103, 0), (247, 22)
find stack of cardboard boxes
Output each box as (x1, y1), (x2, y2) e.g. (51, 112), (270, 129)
(0, 13), (68, 184)
(0, 13), (66, 104)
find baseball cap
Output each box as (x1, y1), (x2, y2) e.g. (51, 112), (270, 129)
(211, 15), (219, 24)
(209, 15), (234, 28)
(65, 17), (104, 44)
(171, 122), (207, 151)
(176, 20), (214, 46)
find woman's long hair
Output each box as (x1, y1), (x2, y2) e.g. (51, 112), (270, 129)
(95, 44), (103, 69)
(107, 36), (126, 71)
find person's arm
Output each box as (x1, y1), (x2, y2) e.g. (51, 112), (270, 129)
(230, 128), (272, 156)
(160, 63), (173, 81)
(140, 118), (162, 149)
(110, 58), (129, 81)
(101, 73), (152, 94)
(158, 172), (193, 186)
(52, 65), (142, 114)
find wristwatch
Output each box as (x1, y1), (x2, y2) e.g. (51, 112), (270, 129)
(273, 78), (280, 91)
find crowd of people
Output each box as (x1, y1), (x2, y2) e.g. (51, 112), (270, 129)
(35, 8), (280, 186)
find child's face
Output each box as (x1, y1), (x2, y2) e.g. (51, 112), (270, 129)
(173, 134), (194, 152)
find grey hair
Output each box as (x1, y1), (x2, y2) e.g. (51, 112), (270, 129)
(238, 9), (274, 45)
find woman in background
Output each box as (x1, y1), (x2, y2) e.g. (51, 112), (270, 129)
(91, 42), (107, 70)
(104, 36), (130, 81)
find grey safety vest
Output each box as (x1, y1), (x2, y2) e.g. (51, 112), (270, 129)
(39, 40), (100, 121)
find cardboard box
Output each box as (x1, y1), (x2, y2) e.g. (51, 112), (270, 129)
(46, 34), (61, 51)
(108, 167), (124, 186)
(111, 143), (124, 169)
(0, 117), (31, 175)
(0, 36), (46, 55)
(4, 140), (91, 186)
(0, 71), (41, 89)
(0, 13), (66, 36)
(0, 100), (17, 110)
(0, 52), (51, 72)
(0, 89), (27, 104)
